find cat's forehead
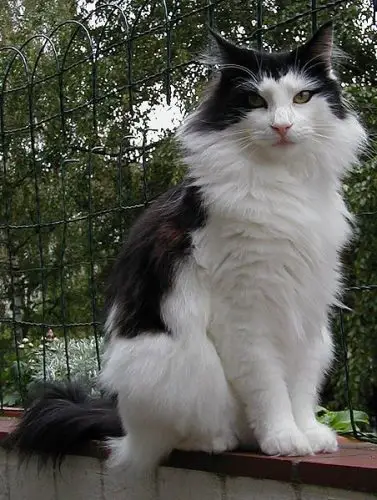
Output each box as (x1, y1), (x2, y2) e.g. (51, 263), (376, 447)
(257, 71), (317, 97)
(236, 49), (293, 78)
(232, 49), (322, 92)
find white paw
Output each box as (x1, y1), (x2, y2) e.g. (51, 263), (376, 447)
(302, 423), (338, 454)
(211, 433), (239, 453)
(259, 426), (313, 456)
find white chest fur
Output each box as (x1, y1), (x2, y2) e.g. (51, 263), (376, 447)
(193, 174), (350, 340)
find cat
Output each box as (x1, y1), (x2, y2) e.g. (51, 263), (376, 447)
(4, 21), (367, 474)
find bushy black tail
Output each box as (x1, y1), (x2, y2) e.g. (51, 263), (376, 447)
(2, 382), (123, 465)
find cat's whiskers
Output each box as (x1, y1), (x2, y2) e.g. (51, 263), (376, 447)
(225, 132), (250, 142)
(228, 138), (253, 151)
(312, 132), (332, 140)
(357, 146), (375, 161)
(317, 125), (337, 132)
(300, 53), (329, 76)
(238, 142), (258, 154)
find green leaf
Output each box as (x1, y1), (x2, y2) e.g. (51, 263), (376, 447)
(316, 407), (370, 433)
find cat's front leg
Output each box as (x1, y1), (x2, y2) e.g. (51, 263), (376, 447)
(288, 326), (338, 453)
(212, 325), (313, 456)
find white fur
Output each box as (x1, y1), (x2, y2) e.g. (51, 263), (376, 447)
(101, 263), (249, 473)
(100, 69), (367, 472)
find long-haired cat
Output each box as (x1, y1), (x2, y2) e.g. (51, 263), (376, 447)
(4, 22), (367, 474)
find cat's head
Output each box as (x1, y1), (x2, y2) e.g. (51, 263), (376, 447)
(181, 22), (366, 169)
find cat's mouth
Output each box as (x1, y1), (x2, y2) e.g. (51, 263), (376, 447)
(273, 138), (295, 147)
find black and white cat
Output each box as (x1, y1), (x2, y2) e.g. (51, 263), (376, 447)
(5, 22), (366, 473)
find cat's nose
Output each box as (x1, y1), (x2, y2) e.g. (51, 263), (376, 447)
(271, 123), (292, 136)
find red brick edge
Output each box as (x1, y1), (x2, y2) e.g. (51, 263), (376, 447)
(0, 408), (23, 418)
(1, 417), (377, 494)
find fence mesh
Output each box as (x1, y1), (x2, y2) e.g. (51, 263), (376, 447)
(0, 0), (376, 442)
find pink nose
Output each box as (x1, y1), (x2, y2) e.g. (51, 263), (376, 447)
(271, 123), (292, 136)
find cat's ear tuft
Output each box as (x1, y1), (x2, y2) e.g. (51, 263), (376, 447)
(201, 28), (258, 73)
(206, 28), (240, 64)
(302, 21), (334, 69)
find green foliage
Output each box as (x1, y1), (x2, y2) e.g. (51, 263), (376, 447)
(316, 406), (370, 435)
(2, 335), (103, 405)
(326, 150), (377, 412)
(24, 336), (102, 386)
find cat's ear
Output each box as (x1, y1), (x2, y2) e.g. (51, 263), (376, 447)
(300, 21), (334, 69)
(205, 28), (260, 74)
(207, 28), (242, 64)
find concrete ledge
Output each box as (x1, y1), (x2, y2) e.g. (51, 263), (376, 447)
(1, 450), (376, 500)
(1, 418), (377, 498)
(166, 439), (377, 494)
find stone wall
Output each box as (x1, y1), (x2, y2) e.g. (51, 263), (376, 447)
(0, 450), (374, 500)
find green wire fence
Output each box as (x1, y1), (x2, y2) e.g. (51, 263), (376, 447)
(0, 0), (376, 444)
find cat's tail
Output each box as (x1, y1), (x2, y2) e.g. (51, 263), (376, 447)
(1, 382), (123, 466)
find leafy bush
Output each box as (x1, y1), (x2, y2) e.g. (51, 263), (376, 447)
(26, 336), (103, 388)
(2, 335), (104, 405)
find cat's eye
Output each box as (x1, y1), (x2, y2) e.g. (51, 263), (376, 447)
(293, 91), (313, 104)
(248, 93), (267, 109)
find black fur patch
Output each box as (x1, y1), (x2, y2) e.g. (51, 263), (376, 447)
(105, 182), (207, 338)
(191, 23), (347, 131)
(2, 382), (122, 465)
